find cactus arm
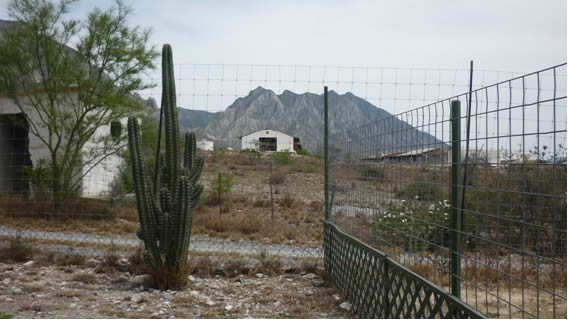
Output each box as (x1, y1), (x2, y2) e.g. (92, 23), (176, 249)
(184, 132), (197, 170)
(127, 117), (160, 265)
(162, 44), (179, 197)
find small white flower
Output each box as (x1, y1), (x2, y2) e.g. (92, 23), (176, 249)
(414, 195), (419, 200)
(402, 219), (407, 223)
(429, 204), (435, 210)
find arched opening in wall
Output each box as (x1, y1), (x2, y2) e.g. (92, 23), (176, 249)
(0, 113), (32, 193)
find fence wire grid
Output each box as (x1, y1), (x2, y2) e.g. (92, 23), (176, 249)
(327, 63), (567, 318)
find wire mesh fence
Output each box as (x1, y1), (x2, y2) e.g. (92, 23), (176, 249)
(1, 64), (509, 263)
(327, 63), (567, 318)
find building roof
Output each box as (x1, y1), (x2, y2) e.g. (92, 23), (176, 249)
(238, 128), (298, 139)
(361, 147), (445, 161)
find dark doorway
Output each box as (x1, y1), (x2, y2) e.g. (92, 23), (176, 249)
(259, 137), (277, 152)
(0, 113), (32, 193)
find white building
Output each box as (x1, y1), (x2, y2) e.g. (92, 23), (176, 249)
(0, 94), (125, 198)
(239, 129), (301, 153)
(196, 139), (214, 151)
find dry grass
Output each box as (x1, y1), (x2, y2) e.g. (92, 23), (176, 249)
(55, 253), (86, 266)
(144, 263), (193, 290)
(71, 273), (97, 284)
(0, 236), (35, 262)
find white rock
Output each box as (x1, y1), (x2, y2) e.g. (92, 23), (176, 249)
(333, 294), (342, 301)
(2, 278), (10, 285)
(11, 288), (23, 295)
(5, 298), (14, 302)
(339, 301), (352, 311)
(255, 273), (263, 278)
(189, 290), (199, 297)
(225, 304), (233, 311)
(188, 275), (196, 281)
(302, 273), (317, 279)
(305, 289), (314, 296)
(273, 301), (281, 307)
(205, 298), (216, 306)
(161, 292), (173, 300)
(23, 261), (34, 267)
(131, 293), (142, 303)
(133, 275), (145, 284)
(70, 303), (77, 309)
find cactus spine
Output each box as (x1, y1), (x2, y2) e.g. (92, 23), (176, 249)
(127, 44), (204, 270)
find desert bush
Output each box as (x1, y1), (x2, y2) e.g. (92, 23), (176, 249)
(273, 151), (294, 165)
(358, 165), (385, 180)
(210, 172), (234, 194)
(279, 193), (296, 208)
(396, 182), (444, 201)
(374, 199), (450, 253)
(269, 169), (287, 185)
(310, 200), (323, 212)
(0, 235), (34, 262)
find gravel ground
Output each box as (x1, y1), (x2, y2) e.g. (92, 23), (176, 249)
(0, 259), (355, 319)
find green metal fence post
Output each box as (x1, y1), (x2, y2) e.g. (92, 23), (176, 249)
(323, 86), (330, 272)
(324, 86), (329, 221)
(451, 100), (462, 298)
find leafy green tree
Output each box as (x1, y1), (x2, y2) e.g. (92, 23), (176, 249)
(0, 0), (158, 204)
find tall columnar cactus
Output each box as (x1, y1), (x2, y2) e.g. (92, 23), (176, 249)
(127, 44), (204, 270)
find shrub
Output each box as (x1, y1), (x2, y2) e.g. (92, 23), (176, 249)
(0, 235), (34, 262)
(374, 199), (450, 253)
(210, 172), (234, 194)
(397, 182), (443, 201)
(358, 165), (384, 180)
(273, 151), (294, 165)
(269, 170), (287, 185)
(297, 149), (311, 156)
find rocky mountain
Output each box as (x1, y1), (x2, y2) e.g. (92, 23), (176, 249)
(146, 87), (442, 154)
(202, 87), (441, 153)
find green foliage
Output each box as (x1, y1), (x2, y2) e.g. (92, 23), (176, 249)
(211, 172), (234, 194)
(397, 182), (443, 201)
(358, 165), (384, 180)
(297, 149), (311, 156)
(374, 200), (450, 253)
(0, 0), (158, 203)
(128, 44), (203, 276)
(344, 152), (352, 161)
(0, 312), (13, 319)
(273, 151), (294, 165)
(110, 121), (122, 141)
(302, 164), (316, 173)
(19, 159), (53, 194)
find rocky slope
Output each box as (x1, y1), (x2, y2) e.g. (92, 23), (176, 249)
(147, 87), (441, 153)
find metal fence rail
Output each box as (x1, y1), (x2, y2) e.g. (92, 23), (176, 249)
(324, 221), (485, 318)
(325, 63), (567, 318)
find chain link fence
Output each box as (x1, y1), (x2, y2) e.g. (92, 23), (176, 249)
(326, 63), (567, 318)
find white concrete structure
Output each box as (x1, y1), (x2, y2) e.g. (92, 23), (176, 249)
(196, 139), (214, 151)
(239, 129), (299, 153)
(0, 94), (125, 198)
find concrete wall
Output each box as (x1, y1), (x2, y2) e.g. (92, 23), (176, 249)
(241, 129), (295, 152)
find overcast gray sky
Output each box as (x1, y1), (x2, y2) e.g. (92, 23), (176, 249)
(0, 0), (565, 70)
(0, 0), (566, 113)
